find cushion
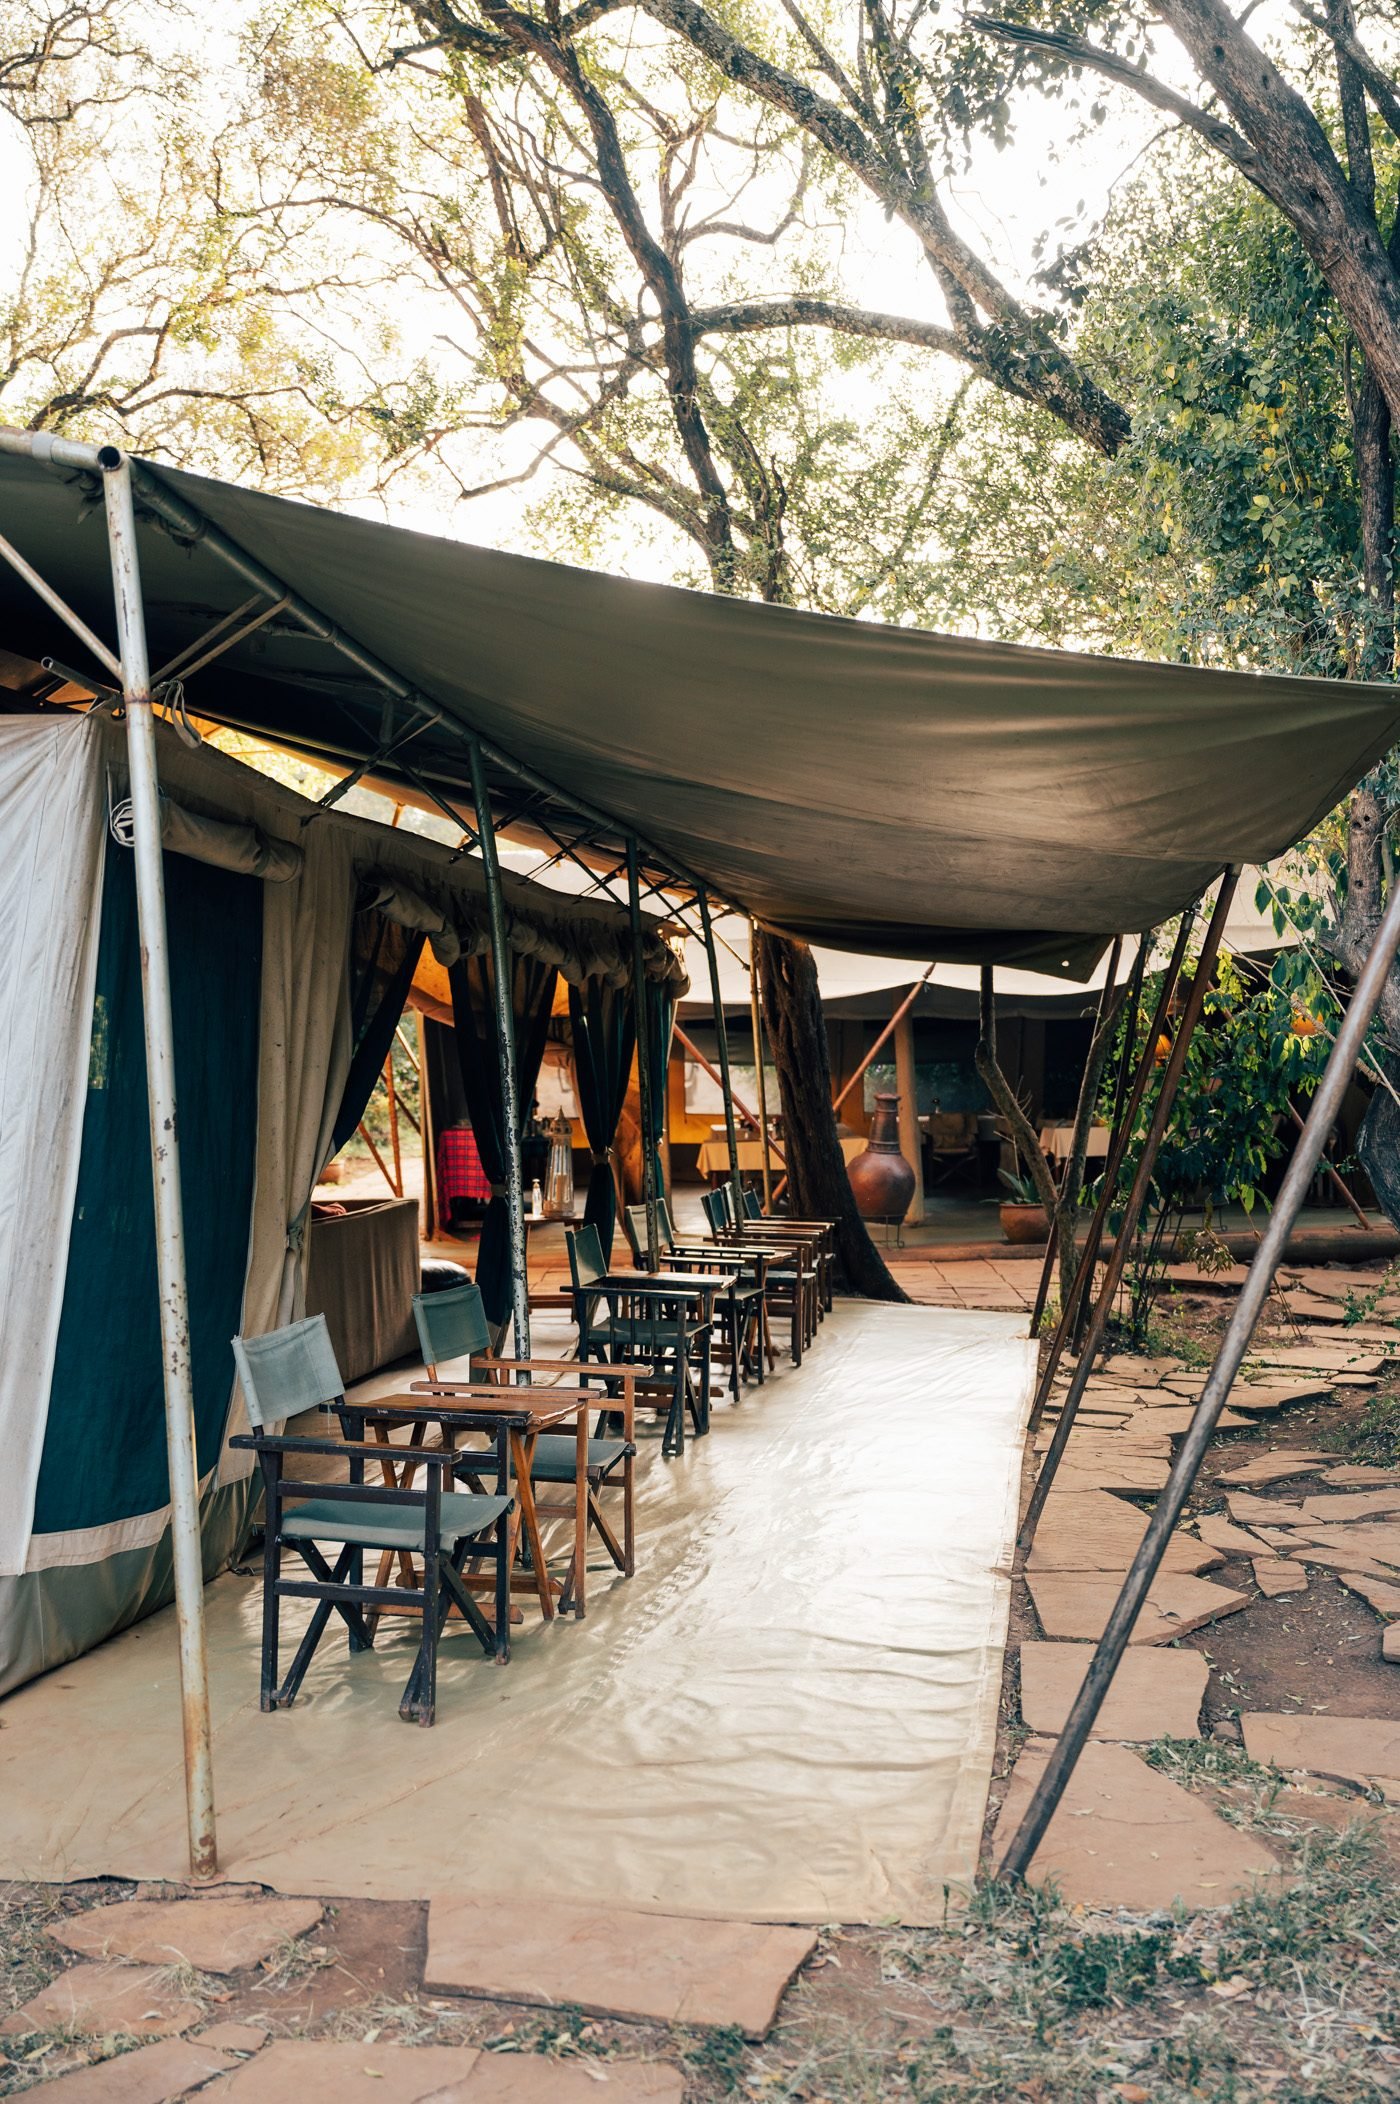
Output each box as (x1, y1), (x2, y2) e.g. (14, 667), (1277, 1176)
(280, 1490), (508, 1551)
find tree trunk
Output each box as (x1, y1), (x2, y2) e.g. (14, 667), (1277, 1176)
(757, 929), (909, 1300)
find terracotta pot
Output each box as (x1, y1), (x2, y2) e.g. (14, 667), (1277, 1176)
(1000, 1201), (1050, 1245)
(847, 1092), (917, 1222)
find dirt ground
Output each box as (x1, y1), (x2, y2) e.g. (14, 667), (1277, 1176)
(7, 1274), (1400, 2101)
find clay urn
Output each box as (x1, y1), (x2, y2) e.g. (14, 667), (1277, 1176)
(847, 1092), (917, 1222)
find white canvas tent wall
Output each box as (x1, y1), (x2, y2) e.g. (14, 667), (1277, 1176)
(0, 709), (664, 1697)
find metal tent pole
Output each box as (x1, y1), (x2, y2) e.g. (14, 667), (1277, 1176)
(100, 449), (217, 1881)
(1019, 870), (1238, 1549)
(1000, 867), (1400, 1883)
(1071, 933), (1155, 1355)
(699, 894), (746, 1231)
(468, 736), (531, 1361)
(1026, 910), (1196, 1434)
(749, 921), (774, 1213)
(1029, 934), (1124, 1336)
(629, 840), (661, 1269)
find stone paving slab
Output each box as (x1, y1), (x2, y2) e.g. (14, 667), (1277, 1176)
(1299, 1489), (1400, 1522)
(1219, 1452), (1332, 1486)
(1385, 1626), (1400, 1663)
(424, 1894), (816, 2037)
(202, 2040), (480, 2100)
(1337, 1572), (1400, 1616)
(1243, 1713), (1400, 1795)
(0, 1961), (203, 2040)
(1228, 1492), (1304, 1525)
(1196, 1514), (1270, 1557)
(51, 1896), (324, 1974)
(1253, 1559), (1308, 1597)
(1026, 1570), (1249, 1644)
(1019, 1642), (1207, 1739)
(464, 2057), (686, 2101)
(1027, 1490), (1222, 1576)
(993, 1739), (1283, 1910)
(20, 2037), (236, 2100)
(1288, 1545), (1400, 1581)
(195, 2022), (268, 2052)
(1290, 1522), (1400, 1567)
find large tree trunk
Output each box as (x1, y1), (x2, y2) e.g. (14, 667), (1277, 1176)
(757, 930), (909, 1300)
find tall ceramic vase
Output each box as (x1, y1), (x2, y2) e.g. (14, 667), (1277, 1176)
(847, 1092), (916, 1223)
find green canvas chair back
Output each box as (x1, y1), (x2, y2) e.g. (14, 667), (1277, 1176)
(700, 1188), (727, 1235)
(623, 1201), (677, 1260)
(232, 1313), (344, 1428)
(413, 1281), (491, 1373)
(567, 1222), (608, 1288)
(742, 1187), (762, 1219)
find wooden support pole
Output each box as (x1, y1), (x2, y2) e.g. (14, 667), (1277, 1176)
(384, 1050), (403, 1197)
(999, 865), (1400, 1884)
(1027, 913), (1194, 1430)
(628, 840), (660, 1270)
(1019, 870), (1239, 1550)
(416, 1011), (438, 1239)
(894, 1009), (925, 1226)
(700, 894), (746, 1229)
(749, 922), (774, 1214)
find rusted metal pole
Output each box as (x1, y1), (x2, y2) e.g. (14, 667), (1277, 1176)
(699, 895), (746, 1230)
(628, 839), (660, 1269)
(999, 866), (1400, 1884)
(1027, 911), (1195, 1432)
(1071, 935), (1155, 1355)
(749, 923), (774, 1213)
(1030, 935), (1124, 1335)
(674, 1023), (783, 1161)
(101, 448), (218, 1882)
(1019, 871), (1238, 1549)
(1284, 1099), (1371, 1228)
(469, 736), (531, 1360)
(831, 967), (936, 1118)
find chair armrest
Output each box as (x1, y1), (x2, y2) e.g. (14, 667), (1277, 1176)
(481, 1354), (655, 1381)
(229, 1431), (458, 1465)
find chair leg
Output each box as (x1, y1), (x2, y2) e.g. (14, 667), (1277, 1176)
(405, 1528), (441, 1728)
(260, 1523), (280, 1713)
(622, 1451), (635, 1576)
(277, 1543), (361, 1707)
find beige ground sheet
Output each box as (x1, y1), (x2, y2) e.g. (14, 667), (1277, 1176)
(0, 1302), (1034, 1923)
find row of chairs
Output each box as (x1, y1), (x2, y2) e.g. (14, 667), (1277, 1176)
(231, 1186), (836, 1725)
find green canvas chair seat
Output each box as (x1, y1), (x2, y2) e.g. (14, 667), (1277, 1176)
(526, 1433), (631, 1482)
(280, 1490), (509, 1552)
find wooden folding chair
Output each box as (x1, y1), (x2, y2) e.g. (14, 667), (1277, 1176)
(230, 1315), (512, 1726)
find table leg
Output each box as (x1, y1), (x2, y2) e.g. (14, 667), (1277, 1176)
(510, 1430), (556, 1621)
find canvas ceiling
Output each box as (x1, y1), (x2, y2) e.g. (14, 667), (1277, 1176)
(2, 444), (1397, 974)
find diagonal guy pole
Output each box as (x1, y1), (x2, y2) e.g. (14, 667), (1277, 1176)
(999, 864), (1400, 1883)
(1026, 908), (1196, 1433)
(1018, 869), (1239, 1546)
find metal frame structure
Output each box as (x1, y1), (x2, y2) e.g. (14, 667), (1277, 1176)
(0, 425), (756, 1877)
(1019, 870), (1239, 1549)
(1000, 868), (1400, 1879)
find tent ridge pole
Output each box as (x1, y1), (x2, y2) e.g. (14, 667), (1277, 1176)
(469, 734), (531, 1363)
(100, 447), (218, 1883)
(699, 895), (745, 1227)
(999, 861), (1400, 1885)
(629, 840), (661, 1269)
(1019, 870), (1238, 1546)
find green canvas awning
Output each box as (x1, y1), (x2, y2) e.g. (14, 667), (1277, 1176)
(2, 444), (1397, 972)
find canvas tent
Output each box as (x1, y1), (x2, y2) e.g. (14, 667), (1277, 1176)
(6, 426), (1400, 1878)
(3, 439), (1399, 973)
(0, 708), (680, 1697)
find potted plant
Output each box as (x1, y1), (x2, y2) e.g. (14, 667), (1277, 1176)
(998, 1167), (1051, 1245)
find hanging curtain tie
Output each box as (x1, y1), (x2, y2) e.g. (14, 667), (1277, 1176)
(590, 1148), (614, 1167)
(488, 1181), (512, 1200)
